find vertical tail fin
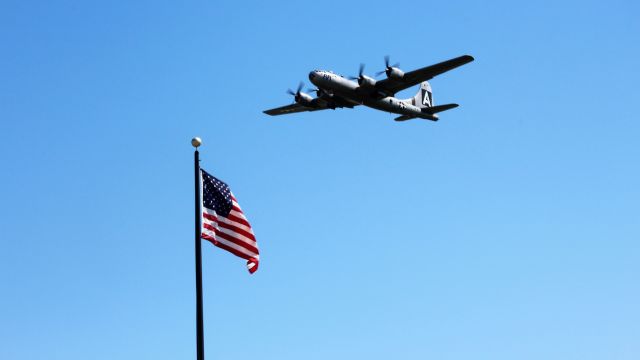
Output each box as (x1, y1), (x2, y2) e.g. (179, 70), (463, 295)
(412, 81), (433, 109)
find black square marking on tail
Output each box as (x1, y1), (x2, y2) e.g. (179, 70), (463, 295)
(423, 89), (433, 107)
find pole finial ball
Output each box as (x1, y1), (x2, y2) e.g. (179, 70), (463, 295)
(191, 137), (202, 148)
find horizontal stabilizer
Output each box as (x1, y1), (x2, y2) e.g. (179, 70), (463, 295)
(394, 115), (417, 121)
(422, 103), (458, 114)
(394, 114), (440, 122)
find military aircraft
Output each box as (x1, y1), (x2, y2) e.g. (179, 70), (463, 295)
(264, 55), (474, 121)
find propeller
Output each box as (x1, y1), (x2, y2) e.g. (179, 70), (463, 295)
(376, 55), (400, 76)
(286, 81), (304, 97)
(349, 63), (366, 81)
(286, 81), (306, 103)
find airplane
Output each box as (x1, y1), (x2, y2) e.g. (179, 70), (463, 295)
(264, 55), (474, 122)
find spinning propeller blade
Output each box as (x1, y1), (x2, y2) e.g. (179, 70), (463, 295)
(376, 55), (400, 76)
(286, 81), (305, 103)
(286, 81), (305, 96)
(349, 63), (366, 80)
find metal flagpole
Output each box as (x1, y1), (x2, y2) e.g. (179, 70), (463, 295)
(192, 137), (204, 360)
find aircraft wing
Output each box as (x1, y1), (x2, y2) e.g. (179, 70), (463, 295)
(376, 55), (474, 95)
(263, 103), (320, 116)
(264, 96), (357, 116)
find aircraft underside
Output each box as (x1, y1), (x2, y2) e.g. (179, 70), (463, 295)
(263, 54), (474, 121)
(322, 87), (436, 120)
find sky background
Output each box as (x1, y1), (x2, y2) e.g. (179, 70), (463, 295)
(1, 0), (639, 359)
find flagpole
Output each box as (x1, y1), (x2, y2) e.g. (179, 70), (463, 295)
(192, 137), (204, 360)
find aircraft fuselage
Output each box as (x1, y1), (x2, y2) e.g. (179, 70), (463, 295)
(264, 55), (474, 119)
(308, 70), (436, 120)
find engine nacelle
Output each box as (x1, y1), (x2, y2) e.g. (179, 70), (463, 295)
(358, 75), (377, 87)
(295, 92), (313, 105)
(386, 67), (405, 79)
(317, 88), (333, 98)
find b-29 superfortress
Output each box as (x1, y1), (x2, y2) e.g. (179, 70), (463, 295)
(264, 55), (474, 122)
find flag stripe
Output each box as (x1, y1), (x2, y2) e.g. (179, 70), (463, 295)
(203, 212), (217, 222)
(206, 206), (252, 228)
(226, 212), (251, 228)
(203, 217), (256, 245)
(217, 221), (256, 242)
(217, 215), (254, 235)
(211, 226), (259, 253)
(213, 240), (251, 260)
(205, 208), (254, 235)
(202, 222), (257, 251)
(204, 232), (258, 260)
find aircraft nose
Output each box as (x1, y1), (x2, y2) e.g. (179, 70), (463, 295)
(308, 71), (318, 83)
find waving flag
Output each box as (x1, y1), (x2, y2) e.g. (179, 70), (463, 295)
(200, 169), (259, 274)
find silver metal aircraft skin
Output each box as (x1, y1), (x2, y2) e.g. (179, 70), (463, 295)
(264, 55), (474, 122)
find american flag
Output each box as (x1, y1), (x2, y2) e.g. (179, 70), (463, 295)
(200, 169), (259, 274)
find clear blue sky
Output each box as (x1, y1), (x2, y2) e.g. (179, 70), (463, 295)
(1, 0), (639, 359)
